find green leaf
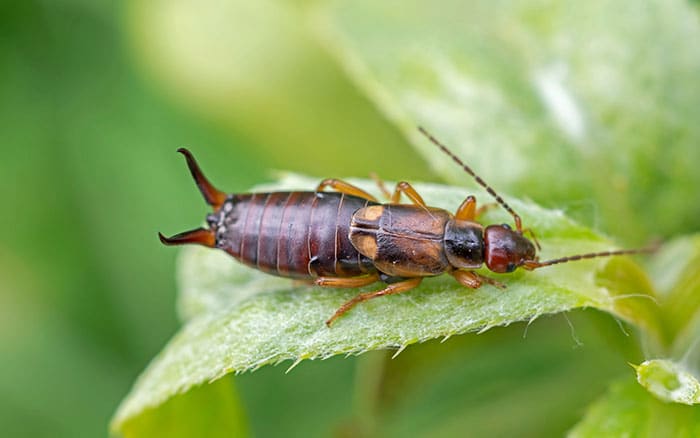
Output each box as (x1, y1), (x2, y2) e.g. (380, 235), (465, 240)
(111, 174), (657, 432)
(314, 0), (700, 242)
(647, 235), (700, 355)
(569, 378), (700, 437)
(633, 359), (700, 405)
(113, 376), (248, 438)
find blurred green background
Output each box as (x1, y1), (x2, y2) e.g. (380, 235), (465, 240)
(2, 1), (699, 437)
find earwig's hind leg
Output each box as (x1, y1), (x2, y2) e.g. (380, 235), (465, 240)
(391, 181), (427, 207)
(316, 178), (378, 202)
(370, 172), (392, 200)
(451, 270), (506, 290)
(326, 278), (423, 326)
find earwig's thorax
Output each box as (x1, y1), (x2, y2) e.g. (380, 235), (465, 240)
(443, 219), (484, 269)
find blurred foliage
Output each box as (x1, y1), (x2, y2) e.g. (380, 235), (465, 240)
(2, 0), (699, 437)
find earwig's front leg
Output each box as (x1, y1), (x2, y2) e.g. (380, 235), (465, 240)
(326, 278), (423, 326)
(455, 196), (477, 221)
(390, 181), (427, 207)
(451, 270), (506, 289)
(316, 178), (378, 202)
(455, 196), (497, 221)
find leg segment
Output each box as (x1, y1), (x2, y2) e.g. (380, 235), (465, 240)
(326, 277), (423, 326)
(521, 228), (542, 250)
(315, 274), (379, 288)
(455, 196), (497, 221)
(316, 178), (378, 202)
(455, 196), (477, 221)
(390, 181), (427, 207)
(370, 172), (392, 200)
(451, 270), (506, 289)
(475, 202), (498, 218)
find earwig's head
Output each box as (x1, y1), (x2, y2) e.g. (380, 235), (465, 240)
(483, 224), (537, 273)
(158, 148), (225, 249)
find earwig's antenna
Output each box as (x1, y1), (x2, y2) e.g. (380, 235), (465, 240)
(521, 246), (658, 270)
(418, 127), (524, 232)
(177, 148), (226, 210)
(158, 228), (215, 248)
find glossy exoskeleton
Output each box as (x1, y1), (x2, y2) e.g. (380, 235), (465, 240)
(160, 128), (650, 326)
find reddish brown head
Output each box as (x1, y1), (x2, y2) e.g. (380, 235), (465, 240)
(483, 224), (537, 273)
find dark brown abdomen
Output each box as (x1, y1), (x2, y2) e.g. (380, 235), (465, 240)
(211, 192), (377, 279)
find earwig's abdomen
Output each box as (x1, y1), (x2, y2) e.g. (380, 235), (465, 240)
(209, 192), (376, 279)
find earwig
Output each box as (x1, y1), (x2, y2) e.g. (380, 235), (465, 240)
(160, 129), (655, 326)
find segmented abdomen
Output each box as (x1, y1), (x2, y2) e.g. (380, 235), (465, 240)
(211, 191), (377, 279)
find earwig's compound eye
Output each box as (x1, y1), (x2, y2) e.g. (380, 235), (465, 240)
(506, 262), (516, 273)
(501, 223), (511, 230)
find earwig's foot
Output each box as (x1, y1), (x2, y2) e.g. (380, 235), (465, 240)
(452, 270), (506, 290)
(481, 276), (506, 289)
(326, 314), (340, 327)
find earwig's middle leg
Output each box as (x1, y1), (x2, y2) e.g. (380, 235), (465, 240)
(315, 273), (379, 288)
(390, 181), (427, 207)
(326, 277), (423, 326)
(316, 178), (378, 202)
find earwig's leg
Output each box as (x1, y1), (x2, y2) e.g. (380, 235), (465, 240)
(391, 181), (427, 207)
(451, 270), (482, 288)
(452, 270), (506, 290)
(521, 228), (542, 250)
(315, 274), (379, 288)
(475, 273), (506, 289)
(370, 172), (392, 200)
(455, 196), (477, 221)
(326, 278), (423, 326)
(316, 178), (378, 202)
(475, 203), (498, 218)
